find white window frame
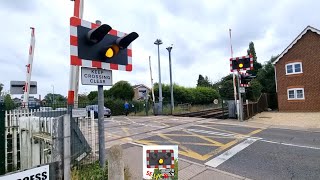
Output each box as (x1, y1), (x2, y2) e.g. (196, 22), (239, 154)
(285, 62), (303, 75)
(287, 88), (305, 100)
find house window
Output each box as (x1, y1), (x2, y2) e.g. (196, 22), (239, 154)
(286, 62), (302, 75)
(287, 88), (305, 100)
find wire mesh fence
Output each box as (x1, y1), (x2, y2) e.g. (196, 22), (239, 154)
(4, 108), (58, 173)
(2, 101), (101, 177)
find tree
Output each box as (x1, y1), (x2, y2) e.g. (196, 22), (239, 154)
(247, 42), (262, 76)
(246, 79), (263, 101)
(88, 91), (98, 101)
(0, 83), (3, 95)
(197, 74), (212, 87)
(214, 74), (235, 100)
(256, 55), (279, 94)
(78, 94), (89, 105)
(44, 93), (66, 104)
(108, 81), (134, 101)
(4, 94), (15, 110)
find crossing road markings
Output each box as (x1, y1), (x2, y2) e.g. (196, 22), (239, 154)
(193, 124), (244, 135)
(135, 128), (264, 161)
(105, 132), (132, 142)
(183, 130), (224, 146)
(205, 138), (258, 168)
(121, 127), (130, 136)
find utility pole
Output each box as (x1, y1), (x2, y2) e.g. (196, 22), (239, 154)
(166, 45), (174, 115)
(149, 56), (156, 115)
(149, 56), (155, 104)
(154, 39), (163, 115)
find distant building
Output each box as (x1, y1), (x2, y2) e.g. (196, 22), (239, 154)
(132, 84), (150, 101)
(273, 26), (320, 112)
(12, 97), (21, 106)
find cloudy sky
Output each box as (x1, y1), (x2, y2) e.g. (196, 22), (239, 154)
(0, 0), (319, 98)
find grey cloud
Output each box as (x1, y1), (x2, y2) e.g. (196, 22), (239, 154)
(1, 0), (38, 13)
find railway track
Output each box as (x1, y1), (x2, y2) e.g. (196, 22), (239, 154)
(174, 108), (228, 119)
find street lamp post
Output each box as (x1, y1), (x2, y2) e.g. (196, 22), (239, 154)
(166, 45), (174, 115)
(154, 39), (163, 115)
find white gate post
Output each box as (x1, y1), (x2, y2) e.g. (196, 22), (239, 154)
(4, 110), (8, 172)
(12, 110), (17, 170)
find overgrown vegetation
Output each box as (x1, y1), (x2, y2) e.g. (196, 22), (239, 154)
(71, 161), (132, 180)
(72, 161), (108, 180)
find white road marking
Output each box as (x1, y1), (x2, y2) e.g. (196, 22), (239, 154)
(186, 128), (237, 137)
(260, 139), (320, 150)
(205, 138), (258, 168)
(189, 128), (320, 150)
(123, 117), (167, 128)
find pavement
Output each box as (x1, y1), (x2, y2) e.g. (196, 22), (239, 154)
(120, 143), (249, 180)
(247, 111), (320, 131)
(101, 114), (320, 180)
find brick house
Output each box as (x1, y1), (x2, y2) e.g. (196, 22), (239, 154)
(132, 84), (150, 101)
(273, 26), (320, 112)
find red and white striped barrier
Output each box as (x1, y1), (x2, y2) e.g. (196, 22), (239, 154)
(22, 27), (35, 108)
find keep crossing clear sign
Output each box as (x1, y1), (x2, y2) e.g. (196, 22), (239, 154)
(81, 67), (112, 86)
(0, 165), (49, 180)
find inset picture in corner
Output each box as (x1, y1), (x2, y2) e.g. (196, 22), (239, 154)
(143, 145), (178, 180)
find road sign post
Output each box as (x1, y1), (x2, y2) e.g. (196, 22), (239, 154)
(230, 55), (254, 122)
(94, 20), (106, 168)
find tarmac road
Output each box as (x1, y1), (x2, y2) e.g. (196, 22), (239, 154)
(104, 116), (320, 180)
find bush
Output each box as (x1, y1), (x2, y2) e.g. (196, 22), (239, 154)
(191, 87), (220, 104)
(72, 161), (108, 180)
(104, 98), (125, 116)
(103, 98), (146, 116)
(153, 84), (219, 105)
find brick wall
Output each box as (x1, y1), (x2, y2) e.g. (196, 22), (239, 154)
(275, 30), (320, 112)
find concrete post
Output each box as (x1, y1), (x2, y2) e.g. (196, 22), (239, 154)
(108, 145), (124, 180)
(63, 114), (71, 180)
(166, 46), (174, 115)
(52, 116), (64, 179)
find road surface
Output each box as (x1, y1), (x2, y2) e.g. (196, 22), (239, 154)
(103, 116), (320, 180)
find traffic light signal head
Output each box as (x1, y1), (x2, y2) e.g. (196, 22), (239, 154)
(240, 73), (255, 87)
(101, 32), (139, 59)
(70, 17), (139, 71)
(116, 32), (139, 49)
(86, 24), (112, 44)
(230, 55), (253, 72)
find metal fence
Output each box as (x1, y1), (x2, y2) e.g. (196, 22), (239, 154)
(243, 93), (268, 120)
(2, 102), (100, 178)
(4, 108), (51, 172)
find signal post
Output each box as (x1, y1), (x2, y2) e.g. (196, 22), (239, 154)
(68, 15), (139, 168)
(230, 55), (254, 121)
